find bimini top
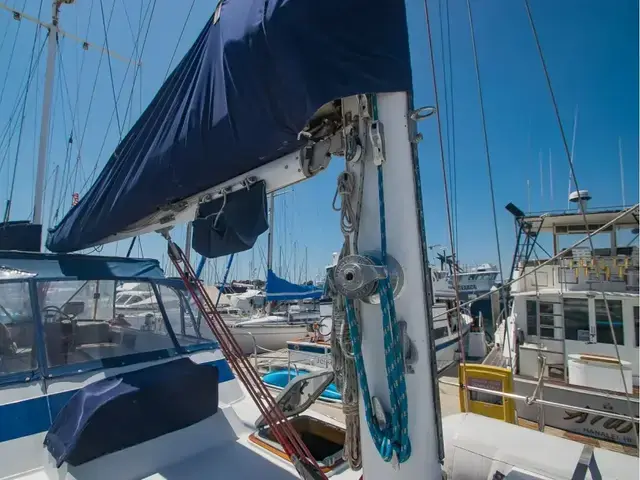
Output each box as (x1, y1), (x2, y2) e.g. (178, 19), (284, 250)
(46, 0), (411, 254)
(0, 250), (165, 281)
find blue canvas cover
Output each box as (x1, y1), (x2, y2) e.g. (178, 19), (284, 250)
(191, 180), (268, 258)
(44, 358), (219, 467)
(266, 268), (323, 301)
(46, 0), (412, 253)
(0, 221), (42, 252)
(0, 251), (164, 281)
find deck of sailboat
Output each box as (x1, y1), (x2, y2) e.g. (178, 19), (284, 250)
(234, 349), (640, 459)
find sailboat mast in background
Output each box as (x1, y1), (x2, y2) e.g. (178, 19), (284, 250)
(34, 1), (72, 231)
(567, 105), (579, 209)
(0, 0), (136, 248)
(618, 136), (626, 207)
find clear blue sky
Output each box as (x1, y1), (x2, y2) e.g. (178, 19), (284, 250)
(0, 0), (637, 283)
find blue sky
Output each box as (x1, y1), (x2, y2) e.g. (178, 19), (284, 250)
(0, 0), (637, 283)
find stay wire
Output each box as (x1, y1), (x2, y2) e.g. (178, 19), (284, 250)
(99, 0), (123, 139)
(0, 0), (27, 111)
(465, 0), (510, 344)
(4, 0), (44, 221)
(163, 0), (196, 81)
(422, 0), (467, 366)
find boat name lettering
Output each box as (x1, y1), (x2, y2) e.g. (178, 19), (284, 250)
(563, 409), (639, 435)
(457, 284), (477, 291)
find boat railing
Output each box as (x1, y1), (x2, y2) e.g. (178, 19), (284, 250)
(515, 252), (639, 293)
(440, 365), (640, 433)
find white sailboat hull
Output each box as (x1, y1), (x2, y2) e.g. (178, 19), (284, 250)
(231, 324), (310, 355)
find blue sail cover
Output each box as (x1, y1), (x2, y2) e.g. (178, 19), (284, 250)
(266, 268), (323, 301)
(46, 0), (411, 253)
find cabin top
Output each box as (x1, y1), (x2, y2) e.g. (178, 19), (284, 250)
(521, 207), (638, 234)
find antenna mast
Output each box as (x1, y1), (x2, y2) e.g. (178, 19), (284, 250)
(618, 137), (626, 207)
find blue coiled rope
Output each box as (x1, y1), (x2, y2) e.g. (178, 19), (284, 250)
(343, 129), (411, 463)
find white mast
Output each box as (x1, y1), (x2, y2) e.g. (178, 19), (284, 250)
(265, 192), (275, 313)
(33, 0), (72, 231)
(0, 0), (137, 243)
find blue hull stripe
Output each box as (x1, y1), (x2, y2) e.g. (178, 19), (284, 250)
(0, 358), (233, 444)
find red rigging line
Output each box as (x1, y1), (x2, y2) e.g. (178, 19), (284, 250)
(165, 237), (328, 479)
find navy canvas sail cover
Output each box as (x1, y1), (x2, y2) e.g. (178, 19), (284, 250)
(46, 0), (412, 253)
(44, 358), (219, 467)
(266, 268), (323, 301)
(191, 180), (268, 259)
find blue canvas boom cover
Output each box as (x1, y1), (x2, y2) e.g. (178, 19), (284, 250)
(266, 268), (323, 301)
(46, 0), (412, 253)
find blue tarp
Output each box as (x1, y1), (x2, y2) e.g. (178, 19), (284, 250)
(0, 251), (164, 281)
(266, 268), (323, 301)
(46, 0), (411, 253)
(44, 358), (219, 467)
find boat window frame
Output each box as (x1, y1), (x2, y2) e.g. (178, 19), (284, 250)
(0, 279), (45, 386)
(563, 297), (590, 342)
(634, 305), (639, 348)
(594, 298), (624, 346)
(0, 277), (218, 384)
(526, 299), (555, 340)
(433, 326), (449, 340)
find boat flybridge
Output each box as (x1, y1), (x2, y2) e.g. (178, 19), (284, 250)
(1, 0), (637, 479)
(489, 195), (639, 447)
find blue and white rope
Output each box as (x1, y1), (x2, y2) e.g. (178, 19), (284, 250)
(344, 95), (411, 463)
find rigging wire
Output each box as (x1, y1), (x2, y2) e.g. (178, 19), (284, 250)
(421, 0), (467, 370)
(71, 0), (93, 135)
(437, 0), (456, 251)
(0, 0), (27, 111)
(70, 0), (117, 195)
(88, 0), (156, 252)
(6, 0), (46, 218)
(523, 0), (639, 445)
(464, 0), (511, 365)
(82, 0), (157, 192)
(163, 0), (197, 81)
(444, 0), (459, 254)
(0, 3), (13, 54)
(0, 48), (44, 173)
(99, 0), (123, 139)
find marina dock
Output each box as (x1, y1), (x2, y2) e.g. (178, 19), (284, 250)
(244, 349), (638, 457)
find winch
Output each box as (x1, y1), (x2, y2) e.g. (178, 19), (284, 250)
(332, 252), (404, 304)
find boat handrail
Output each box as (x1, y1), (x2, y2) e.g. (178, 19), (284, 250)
(439, 377), (639, 424)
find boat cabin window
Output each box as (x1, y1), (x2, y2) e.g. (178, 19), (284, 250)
(526, 300), (555, 339)
(41, 280), (175, 368)
(563, 298), (589, 341)
(155, 285), (211, 348)
(433, 326), (448, 340)
(0, 281), (37, 376)
(594, 299), (624, 345)
(634, 306), (639, 348)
